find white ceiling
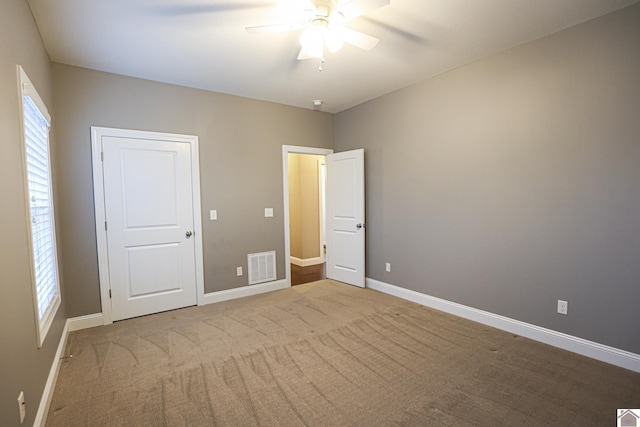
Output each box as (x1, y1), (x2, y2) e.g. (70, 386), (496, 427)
(27, 0), (638, 113)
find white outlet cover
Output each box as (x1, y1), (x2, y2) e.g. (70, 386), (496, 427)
(557, 300), (568, 315)
(209, 210), (217, 220)
(264, 208), (273, 218)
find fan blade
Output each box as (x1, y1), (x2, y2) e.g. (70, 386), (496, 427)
(335, 0), (390, 21)
(298, 0), (318, 13)
(360, 16), (428, 44)
(246, 22), (306, 34)
(342, 28), (379, 50)
(297, 48), (314, 60)
(152, 3), (279, 16)
(246, 1), (317, 34)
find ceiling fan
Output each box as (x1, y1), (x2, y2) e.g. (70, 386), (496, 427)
(246, 0), (390, 62)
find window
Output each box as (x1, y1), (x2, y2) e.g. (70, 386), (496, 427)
(19, 66), (61, 347)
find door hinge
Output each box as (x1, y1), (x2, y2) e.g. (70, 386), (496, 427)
(104, 221), (108, 231)
(109, 289), (112, 298)
(101, 151), (104, 161)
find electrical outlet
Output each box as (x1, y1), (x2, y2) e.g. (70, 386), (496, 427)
(557, 300), (568, 315)
(209, 210), (217, 220)
(237, 266), (243, 276)
(385, 262), (391, 272)
(18, 391), (25, 424)
(264, 208), (273, 218)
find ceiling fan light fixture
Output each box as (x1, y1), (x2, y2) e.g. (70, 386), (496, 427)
(247, 0), (388, 63)
(324, 24), (345, 53)
(299, 22), (325, 58)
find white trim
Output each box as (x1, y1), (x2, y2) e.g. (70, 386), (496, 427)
(199, 279), (289, 305)
(282, 145), (333, 288)
(318, 158), (326, 263)
(91, 127), (204, 324)
(18, 65), (62, 348)
(18, 66), (51, 123)
(290, 256), (324, 267)
(91, 128), (112, 323)
(34, 321), (68, 427)
(67, 313), (104, 332)
(366, 278), (640, 373)
(189, 138), (206, 309)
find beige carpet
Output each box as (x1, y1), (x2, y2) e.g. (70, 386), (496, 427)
(46, 280), (640, 426)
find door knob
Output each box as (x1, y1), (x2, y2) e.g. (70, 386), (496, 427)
(356, 223), (365, 230)
(185, 230), (193, 237)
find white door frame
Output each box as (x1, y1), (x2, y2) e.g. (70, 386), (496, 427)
(282, 145), (333, 286)
(318, 158), (326, 263)
(91, 126), (205, 324)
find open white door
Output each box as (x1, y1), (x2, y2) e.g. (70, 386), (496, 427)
(94, 128), (201, 322)
(325, 149), (365, 288)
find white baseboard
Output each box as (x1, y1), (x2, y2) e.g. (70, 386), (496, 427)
(199, 279), (289, 305)
(366, 278), (640, 373)
(67, 313), (104, 332)
(34, 321), (68, 427)
(290, 256), (324, 267)
(35, 313), (104, 426)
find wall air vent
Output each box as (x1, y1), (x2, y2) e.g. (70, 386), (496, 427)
(247, 251), (276, 285)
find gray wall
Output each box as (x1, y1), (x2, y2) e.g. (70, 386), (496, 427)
(52, 64), (334, 317)
(0, 1), (67, 425)
(335, 4), (640, 354)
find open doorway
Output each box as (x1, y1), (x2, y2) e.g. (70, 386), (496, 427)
(283, 145), (366, 288)
(282, 145), (333, 287)
(288, 153), (326, 285)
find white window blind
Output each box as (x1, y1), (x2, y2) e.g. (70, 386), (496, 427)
(20, 66), (60, 347)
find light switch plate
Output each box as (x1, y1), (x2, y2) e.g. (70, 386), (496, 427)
(237, 266), (243, 276)
(209, 210), (217, 221)
(264, 208), (273, 218)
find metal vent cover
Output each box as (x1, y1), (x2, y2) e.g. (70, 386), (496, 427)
(247, 251), (276, 285)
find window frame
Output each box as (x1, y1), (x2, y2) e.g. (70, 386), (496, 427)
(18, 66), (61, 348)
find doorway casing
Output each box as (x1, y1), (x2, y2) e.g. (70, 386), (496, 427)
(282, 145), (333, 287)
(91, 127), (205, 324)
